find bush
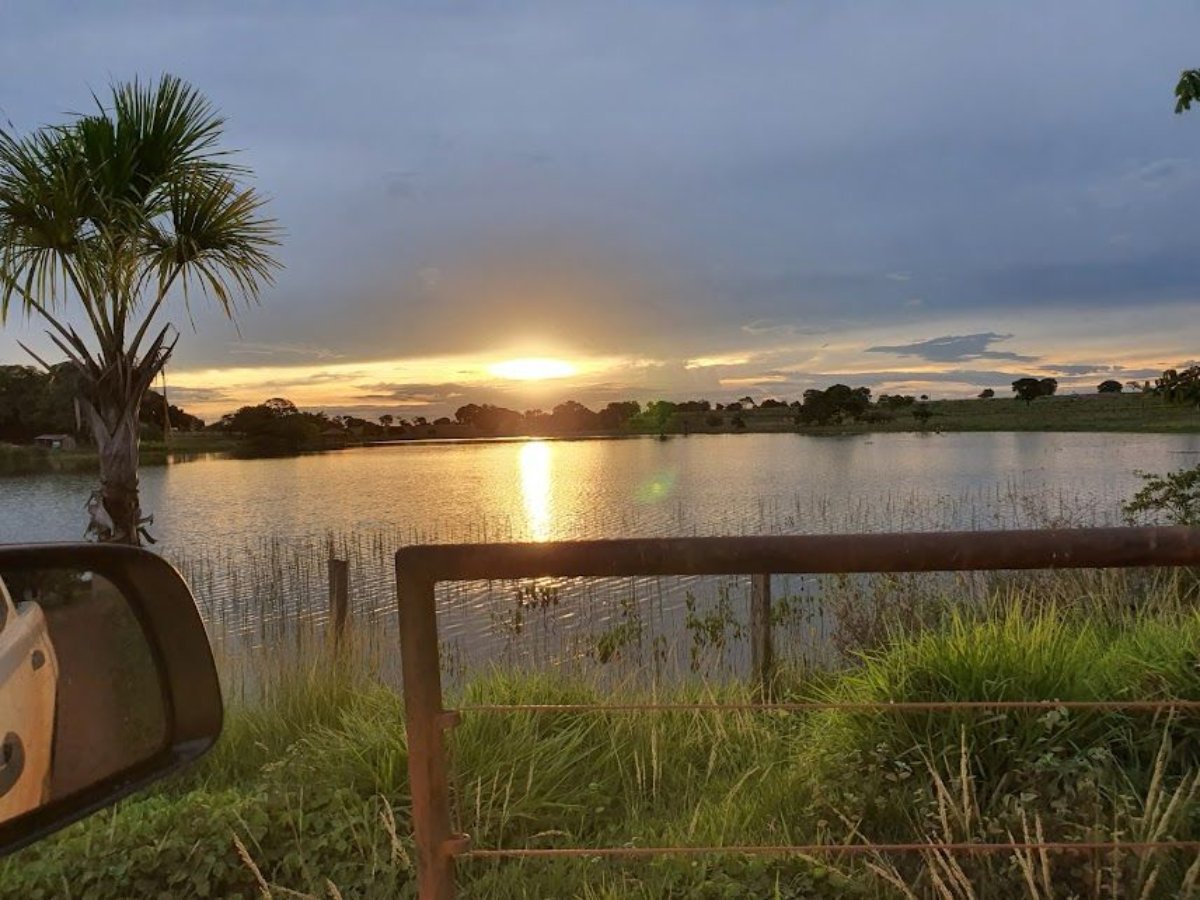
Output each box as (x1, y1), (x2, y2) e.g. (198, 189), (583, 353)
(858, 410), (893, 424)
(1124, 464), (1200, 525)
(801, 608), (1200, 893)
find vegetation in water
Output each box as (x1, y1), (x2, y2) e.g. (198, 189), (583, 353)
(1125, 464), (1200, 526)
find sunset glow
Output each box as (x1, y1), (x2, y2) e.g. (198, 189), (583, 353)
(488, 357), (578, 381)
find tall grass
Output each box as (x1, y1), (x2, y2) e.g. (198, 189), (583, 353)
(5, 574), (1200, 899)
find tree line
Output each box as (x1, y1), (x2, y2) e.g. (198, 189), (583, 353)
(0, 364), (203, 443)
(7, 364), (1192, 454)
(175, 363), (1200, 454)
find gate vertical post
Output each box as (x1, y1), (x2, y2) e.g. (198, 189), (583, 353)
(397, 561), (457, 899)
(750, 573), (774, 699)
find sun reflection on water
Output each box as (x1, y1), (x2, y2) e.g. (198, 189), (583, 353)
(519, 440), (553, 541)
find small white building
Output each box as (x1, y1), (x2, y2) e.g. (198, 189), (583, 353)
(33, 434), (77, 451)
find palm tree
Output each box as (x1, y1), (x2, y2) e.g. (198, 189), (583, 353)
(0, 75), (280, 543)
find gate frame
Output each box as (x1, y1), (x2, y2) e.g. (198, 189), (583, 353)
(396, 526), (1200, 899)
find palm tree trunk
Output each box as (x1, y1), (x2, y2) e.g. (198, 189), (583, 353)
(82, 398), (143, 545)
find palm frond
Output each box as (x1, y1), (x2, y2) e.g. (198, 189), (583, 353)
(145, 172), (280, 314)
(1176, 69), (1200, 114)
(1, 72), (280, 387)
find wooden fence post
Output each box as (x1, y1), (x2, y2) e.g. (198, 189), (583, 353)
(328, 558), (349, 647)
(750, 573), (774, 699)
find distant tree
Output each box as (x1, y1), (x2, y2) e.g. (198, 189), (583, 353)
(724, 401), (742, 412)
(140, 389), (204, 434)
(1176, 69), (1200, 113)
(219, 397), (322, 454)
(1012, 377), (1056, 405)
(454, 403), (481, 426)
(433, 416), (452, 426)
(642, 400), (678, 434)
(912, 404), (934, 429)
(0, 362), (88, 440)
(263, 397), (299, 416)
(598, 400), (640, 430)
(455, 403), (522, 434)
(738, 395), (756, 408)
(878, 394), (917, 409)
(523, 408), (549, 430)
(1155, 366), (1200, 408)
(978, 389), (995, 399)
(379, 414), (394, 434)
(1097, 380), (1123, 394)
(413, 416), (428, 427)
(759, 398), (786, 409)
(798, 384), (872, 425)
(551, 400), (599, 433)
(919, 394), (930, 401)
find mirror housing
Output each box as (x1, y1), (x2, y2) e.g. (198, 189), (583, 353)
(0, 544), (221, 856)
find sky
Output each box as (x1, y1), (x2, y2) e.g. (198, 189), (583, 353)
(2, 1), (1199, 422)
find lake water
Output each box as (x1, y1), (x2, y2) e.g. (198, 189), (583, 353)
(4, 432), (1199, 680)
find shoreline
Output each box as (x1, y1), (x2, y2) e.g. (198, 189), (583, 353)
(5, 394), (1199, 476)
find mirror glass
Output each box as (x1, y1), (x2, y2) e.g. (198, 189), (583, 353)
(0, 567), (167, 825)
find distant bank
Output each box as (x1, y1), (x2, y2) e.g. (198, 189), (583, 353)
(368, 392), (1200, 441)
(4, 393), (1197, 477)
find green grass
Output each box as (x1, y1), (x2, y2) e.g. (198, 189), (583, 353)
(0, 433), (241, 476)
(662, 392), (1200, 436)
(5, 591), (1200, 899)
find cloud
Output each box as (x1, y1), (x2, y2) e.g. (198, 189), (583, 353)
(685, 353), (754, 369)
(227, 341), (345, 361)
(354, 382), (472, 405)
(1045, 363), (1116, 376)
(866, 333), (1038, 364)
(260, 371), (366, 386)
(739, 319), (827, 338)
(718, 374), (792, 387)
(165, 386), (233, 404)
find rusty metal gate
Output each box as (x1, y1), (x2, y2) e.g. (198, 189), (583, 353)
(396, 527), (1200, 898)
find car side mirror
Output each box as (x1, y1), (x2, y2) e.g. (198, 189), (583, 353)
(0, 544), (222, 856)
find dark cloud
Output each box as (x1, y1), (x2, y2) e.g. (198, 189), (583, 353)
(165, 386), (233, 404)
(1046, 363), (1122, 376)
(227, 341), (345, 361)
(739, 320), (828, 338)
(355, 382), (473, 405)
(866, 333), (1038, 364)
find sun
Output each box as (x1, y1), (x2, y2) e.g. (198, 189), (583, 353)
(488, 357), (577, 380)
